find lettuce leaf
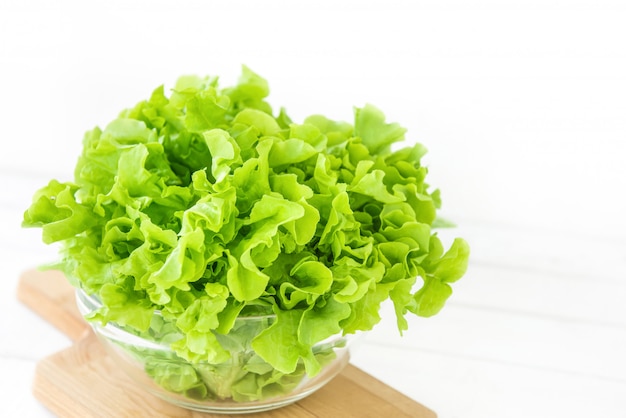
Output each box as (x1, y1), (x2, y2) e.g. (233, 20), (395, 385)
(23, 65), (469, 402)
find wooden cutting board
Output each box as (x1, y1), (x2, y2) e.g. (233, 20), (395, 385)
(17, 269), (436, 418)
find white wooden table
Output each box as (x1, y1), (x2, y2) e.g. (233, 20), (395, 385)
(1, 1), (625, 417)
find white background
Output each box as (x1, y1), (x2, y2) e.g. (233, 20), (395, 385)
(1, 1), (625, 417)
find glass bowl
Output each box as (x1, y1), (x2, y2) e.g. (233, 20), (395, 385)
(75, 288), (356, 414)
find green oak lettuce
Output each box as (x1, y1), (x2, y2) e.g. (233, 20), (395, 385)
(23, 66), (469, 382)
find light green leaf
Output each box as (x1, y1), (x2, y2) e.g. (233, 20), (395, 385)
(354, 104), (406, 155)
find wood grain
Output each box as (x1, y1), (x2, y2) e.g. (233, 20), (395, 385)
(19, 269), (436, 418)
(17, 269), (91, 342)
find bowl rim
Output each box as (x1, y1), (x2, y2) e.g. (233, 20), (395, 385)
(74, 286), (352, 353)
(75, 287), (178, 350)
